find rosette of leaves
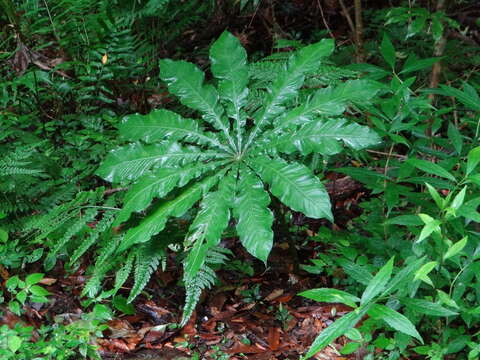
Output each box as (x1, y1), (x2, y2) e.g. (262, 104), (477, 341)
(97, 31), (381, 323)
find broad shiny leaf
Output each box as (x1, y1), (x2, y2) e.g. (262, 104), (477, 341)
(233, 169), (274, 263)
(251, 157), (332, 221)
(97, 142), (224, 183)
(273, 118), (381, 155)
(159, 59), (229, 133)
(115, 161), (224, 225)
(119, 173), (223, 252)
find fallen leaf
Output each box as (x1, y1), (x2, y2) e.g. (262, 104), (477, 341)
(264, 289), (284, 302)
(38, 278), (57, 286)
(226, 342), (268, 354)
(267, 327), (281, 351)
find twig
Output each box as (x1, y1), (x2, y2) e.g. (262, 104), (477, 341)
(317, 0), (335, 39)
(367, 149), (407, 159)
(338, 0), (356, 36)
(103, 187), (128, 196)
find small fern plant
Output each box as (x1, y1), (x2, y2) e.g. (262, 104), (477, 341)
(97, 31), (381, 324)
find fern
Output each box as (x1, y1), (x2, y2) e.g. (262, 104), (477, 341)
(127, 242), (167, 302)
(182, 246), (231, 326)
(0, 143), (42, 178)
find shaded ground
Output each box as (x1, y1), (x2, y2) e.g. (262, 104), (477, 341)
(0, 175), (369, 359)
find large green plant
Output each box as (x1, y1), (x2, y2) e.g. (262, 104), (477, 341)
(97, 31), (381, 323)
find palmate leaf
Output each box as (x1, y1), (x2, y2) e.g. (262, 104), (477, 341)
(97, 142), (227, 183)
(251, 157), (332, 221)
(114, 161), (226, 226)
(271, 118), (381, 156)
(119, 109), (229, 151)
(118, 172), (225, 253)
(233, 169), (274, 264)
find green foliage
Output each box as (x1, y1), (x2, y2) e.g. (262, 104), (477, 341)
(5, 273), (50, 316)
(98, 31), (380, 320)
(0, 312), (106, 359)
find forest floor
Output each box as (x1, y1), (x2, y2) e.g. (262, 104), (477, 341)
(2, 175), (368, 360)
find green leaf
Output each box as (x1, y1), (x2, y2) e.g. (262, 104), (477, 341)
(251, 157), (332, 221)
(361, 257), (394, 304)
(210, 31), (249, 149)
(451, 186), (467, 211)
(340, 342), (361, 355)
(400, 298), (458, 316)
(8, 300), (21, 315)
(400, 56), (441, 75)
(444, 236), (468, 260)
(184, 182), (232, 279)
(25, 273), (44, 286)
(119, 173), (223, 252)
(447, 122), (463, 155)
(115, 161), (223, 225)
(436, 84), (480, 112)
(414, 261), (437, 282)
(458, 197), (480, 221)
(128, 243), (167, 302)
(29, 285), (50, 297)
(6, 276), (19, 291)
(97, 142), (224, 183)
(425, 183), (444, 209)
(273, 80), (383, 132)
(380, 34), (396, 69)
(384, 215), (423, 226)
(299, 288), (360, 308)
(367, 304), (423, 342)
(336, 258), (373, 286)
(436, 290), (459, 309)
(467, 147), (480, 176)
(417, 214), (441, 243)
(247, 39), (334, 145)
(383, 257), (425, 295)
(159, 59), (229, 135)
(233, 170), (274, 264)
(0, 228), (8, 243)
(7, 335), (22, 353)
(406, 158), (456, 182)
(431, 16), (444, 41)
(16, 290), (27, 305)
(303, 307), (368, 358)
(112, 295), (136, 315)
(272, 118), (381, 156)
(93, 304), (113, 321)
(119, 109), (228, 151)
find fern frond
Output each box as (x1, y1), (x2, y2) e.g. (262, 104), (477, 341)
(127, 240), (169, 303)
(113, 251), (135, 293)
(181, 245), (230, 326)
(69, 209), (116, 265)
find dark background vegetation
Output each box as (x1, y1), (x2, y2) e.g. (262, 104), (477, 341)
(1, 0), (480, 359)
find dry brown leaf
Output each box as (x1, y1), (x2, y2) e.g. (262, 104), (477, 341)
(267, 327), (281, 351)
(264, 289), (284, 302)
